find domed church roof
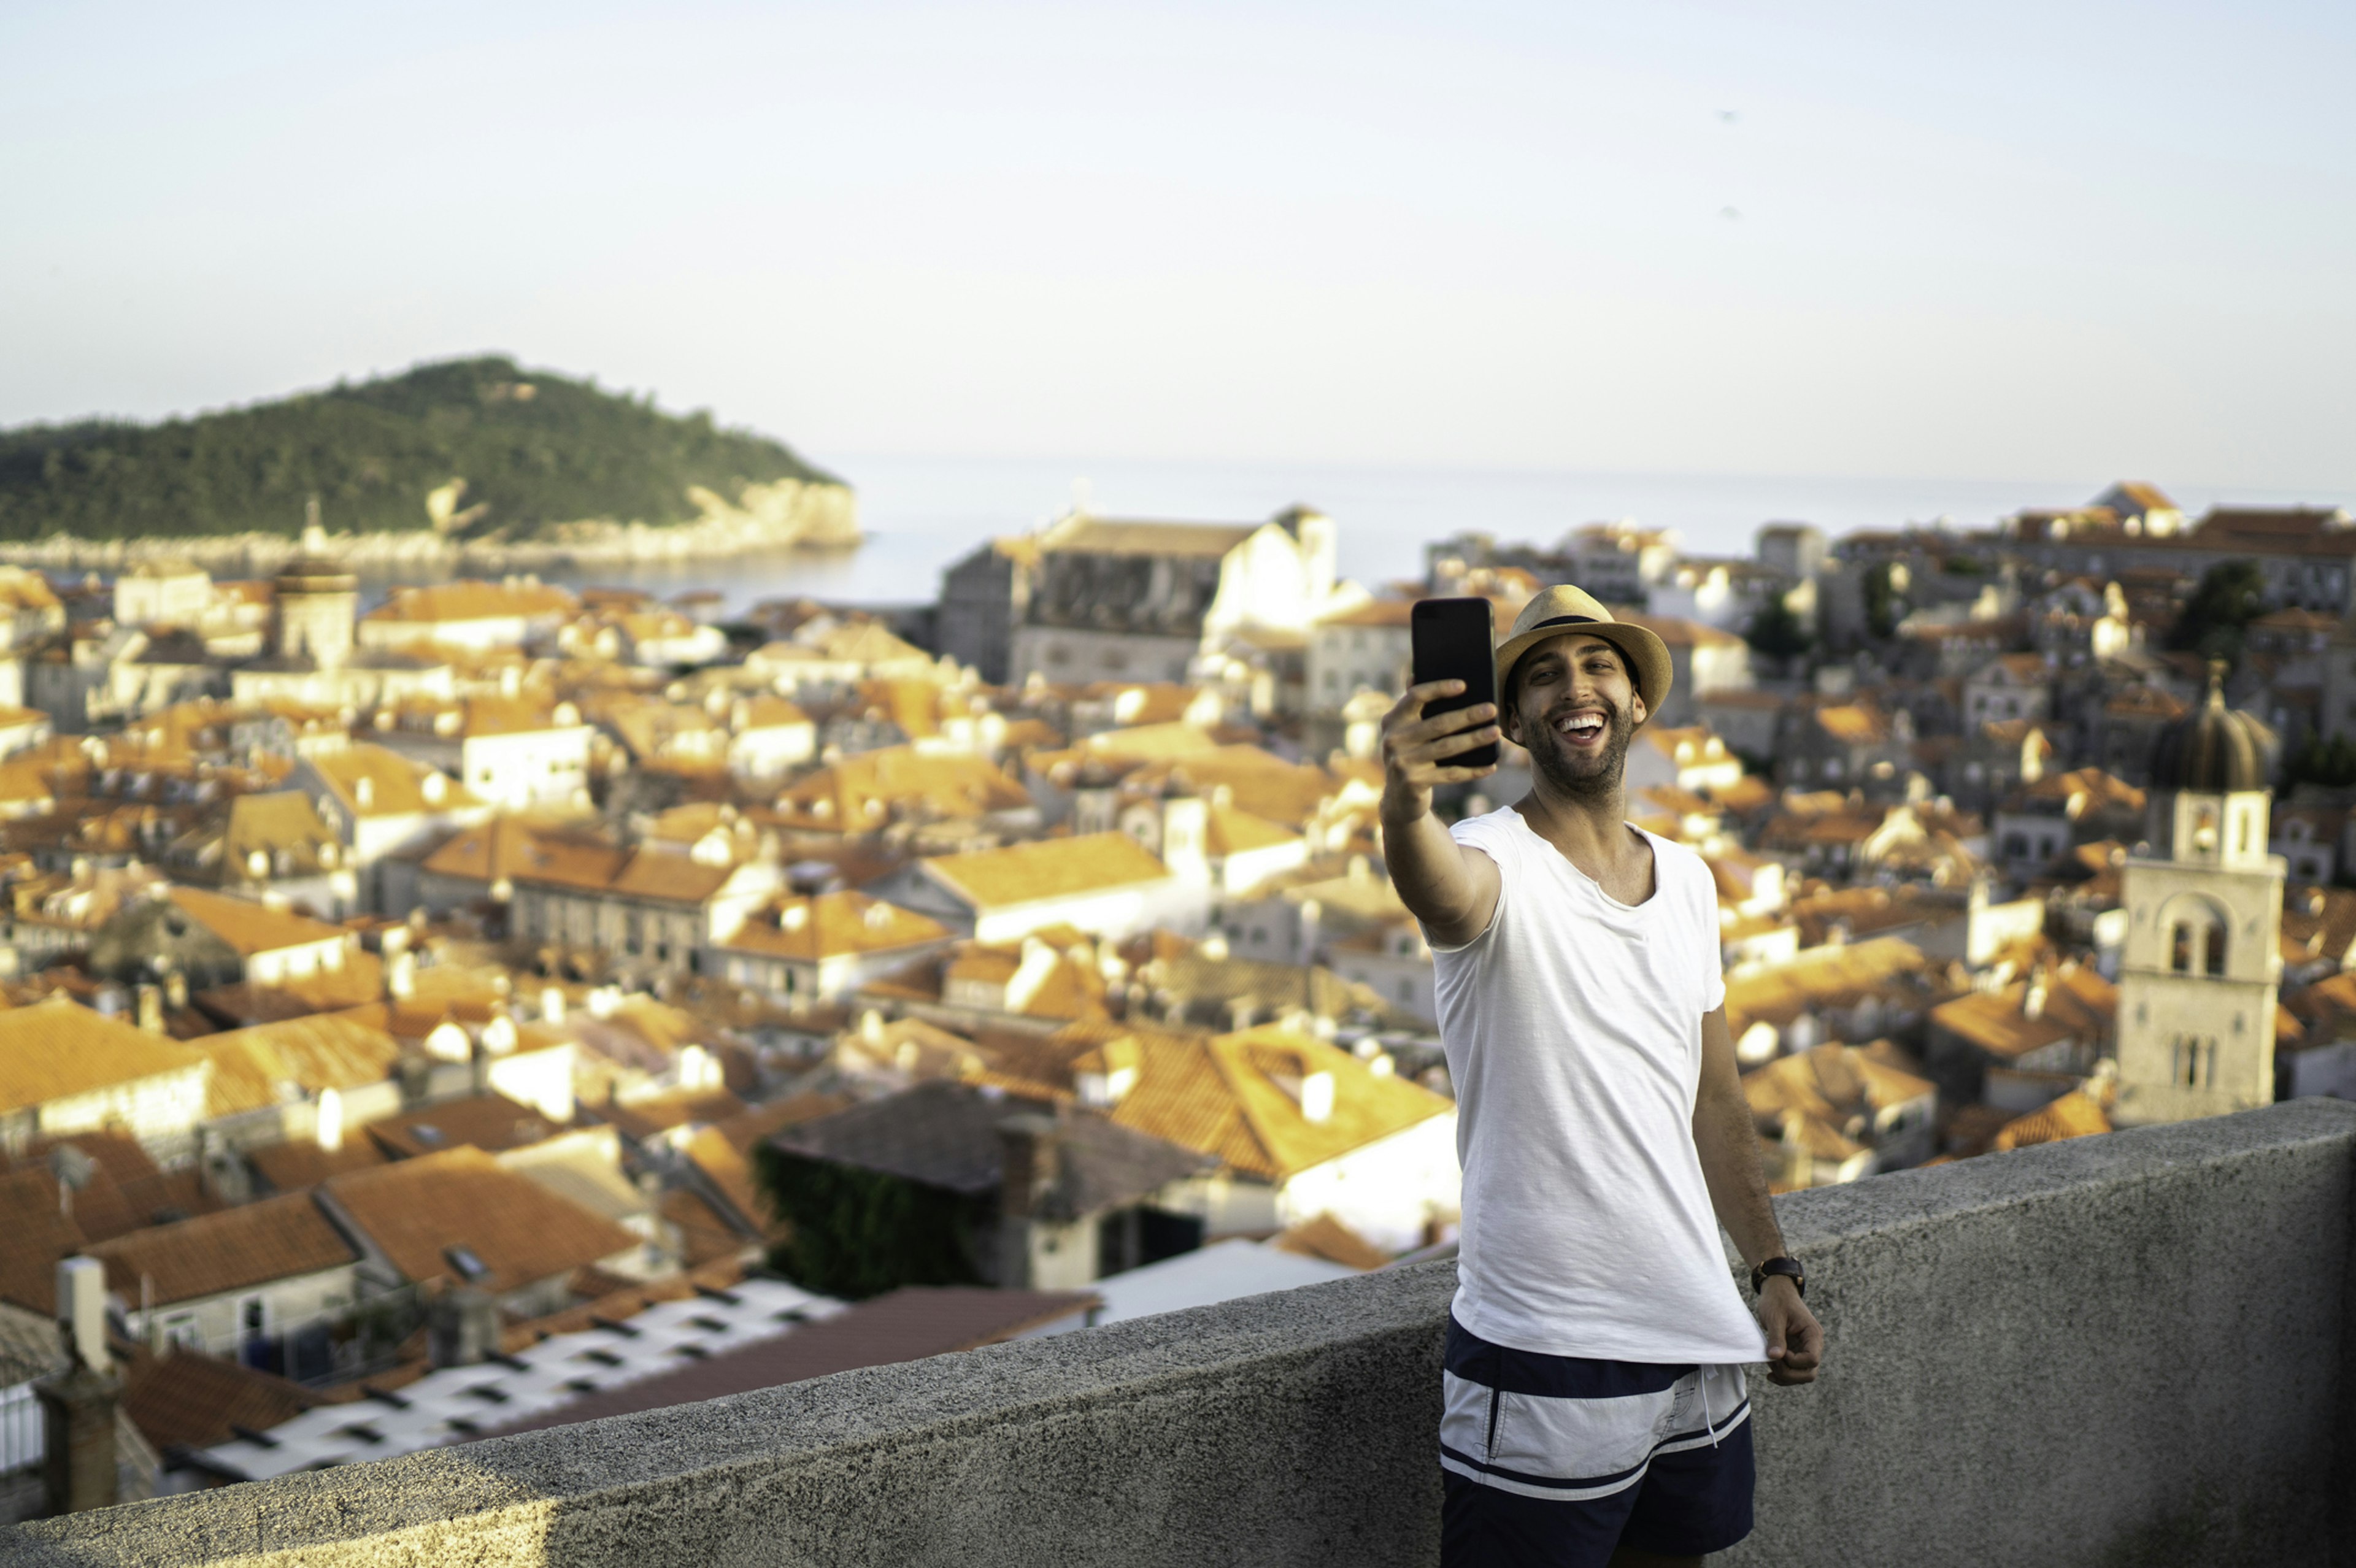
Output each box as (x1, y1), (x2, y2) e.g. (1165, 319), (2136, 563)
(2150, 665), (2276, 793)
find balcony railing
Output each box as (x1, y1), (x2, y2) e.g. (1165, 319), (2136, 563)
(2, 1097), (2351, 1567)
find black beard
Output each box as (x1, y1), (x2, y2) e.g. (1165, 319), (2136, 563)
(1526, 696), (1636, 800)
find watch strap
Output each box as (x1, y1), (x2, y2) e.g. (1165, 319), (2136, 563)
(1751, 1256), (1804, 1297)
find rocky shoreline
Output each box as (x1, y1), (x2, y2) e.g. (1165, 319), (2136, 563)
(0, 477), (860, 575)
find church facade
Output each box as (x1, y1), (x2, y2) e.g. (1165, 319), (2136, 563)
(2112, 677), (2285, 1126)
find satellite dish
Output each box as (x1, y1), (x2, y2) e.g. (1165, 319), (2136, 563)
(48, 1144), (94, 1191)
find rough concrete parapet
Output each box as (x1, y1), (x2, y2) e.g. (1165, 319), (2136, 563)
(1727, 1096), (2356, 1568)
(3, 1099), (2351, 1568)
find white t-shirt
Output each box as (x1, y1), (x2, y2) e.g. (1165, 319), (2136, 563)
(1432, 805), (1768, 1365)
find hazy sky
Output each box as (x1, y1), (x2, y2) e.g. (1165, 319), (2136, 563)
(4, 1), (2351, 488)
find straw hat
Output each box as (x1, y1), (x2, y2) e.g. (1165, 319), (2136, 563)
(1493, 585), (1673, 728)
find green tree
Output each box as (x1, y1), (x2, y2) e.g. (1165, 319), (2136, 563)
(2168, 559), (2268, 666)
(2287, 732), (2356, 790)
(1746, 594), (1814, 661)
(1863, 562), (1904, 639)
(756, 1147), (985, 1300)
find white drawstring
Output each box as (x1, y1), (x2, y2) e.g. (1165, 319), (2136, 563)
(1698, 1366), (1719, 1447)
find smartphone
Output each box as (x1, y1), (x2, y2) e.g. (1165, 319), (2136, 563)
(1411, 598), (1499, 771)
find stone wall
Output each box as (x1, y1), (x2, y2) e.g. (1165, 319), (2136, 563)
(3, 1099), (2351, 1567)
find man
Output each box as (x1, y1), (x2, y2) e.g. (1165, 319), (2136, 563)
(1380, 585), (1824, 1568)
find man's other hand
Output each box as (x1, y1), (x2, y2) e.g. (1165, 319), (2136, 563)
(1379, 680), (1499, 823)
(1759, 1278), (1823, 1387)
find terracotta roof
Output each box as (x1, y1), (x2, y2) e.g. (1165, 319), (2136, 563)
(1045, 516), (1258, 558)
(246, 1137), (390, 1194)
(167, 885), (348, 956)
(1054, 1020), (1452, 1181)
(0, 1166), (91, 1313)
(1269, 1212), (1390, 1270)
(1742, 1042), (1933, 1126)
(923, 832), (1173, 910)
(0, 1132), (221, 1246)
(361, 580), (579, 625)
(1722, 938), (1931, 1039)
(597, 1088), (748, 1142)
(1930, 965), (2115, 1060)
(323, 1145), (641, 1293)
(1068, 723), (1225, 763)
(308, 742), (482, 818)
(87, 1191), (357, 1306)
(1991, 1090), (2112, 1151)
(367, 1093), (567, 1159)
(121, 1348), (341, 1452)
(1204, 802), (1301, 856)
(771, 747), (1033, 833)
(421, 818), (741, 905)
(651, 1188), (745, 1268)
(718, 891), (952, 961)
(482, 1285), (1096, 1438)
(0, 996), (207, 1115)
(1812, 705), (1887, 743)
(194, 1014), (404, 1118)
(195, 953), (390, 1028)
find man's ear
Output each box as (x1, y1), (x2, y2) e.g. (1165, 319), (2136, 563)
(1631, 691), (1649, 728)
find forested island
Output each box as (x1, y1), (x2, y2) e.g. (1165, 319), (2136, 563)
(0, 356), (857, 568)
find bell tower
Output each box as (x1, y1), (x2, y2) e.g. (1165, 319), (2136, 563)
(2112, 669), (2283, 1126)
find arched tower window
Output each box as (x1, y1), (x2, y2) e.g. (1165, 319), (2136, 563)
(2173, 1036), (2216, 1088)
(2158, 894), (2231, 978)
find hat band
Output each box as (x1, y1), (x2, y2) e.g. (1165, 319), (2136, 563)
(1526, 613), (1600, 631)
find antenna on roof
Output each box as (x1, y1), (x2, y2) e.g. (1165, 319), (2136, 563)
(48, 1143), (93, 1216)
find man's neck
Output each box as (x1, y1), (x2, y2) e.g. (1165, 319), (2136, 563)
(1514, 775), (1644, 878)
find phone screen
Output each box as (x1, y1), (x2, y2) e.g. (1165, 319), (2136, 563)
(1411, 598), (1500, 771)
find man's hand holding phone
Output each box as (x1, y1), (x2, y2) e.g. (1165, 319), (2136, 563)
(1379, 681), (1501, 825)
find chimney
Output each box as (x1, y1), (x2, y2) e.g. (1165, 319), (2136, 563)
(162, 971), (188, 1012)
(541, 986), (565, 1026)
(315, 1087), (344, 1155)
(1298, 1070), (1335, 1124)
(135, 984), (163, 1034)
(995, 1113), (1063, 1289)
(428, 1288), (500, 1369)
(998, 1114), (1060, 1221)
(38, 1258), (121, 1515)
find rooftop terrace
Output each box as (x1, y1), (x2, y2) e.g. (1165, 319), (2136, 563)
(3, 1098), (2353, 1567)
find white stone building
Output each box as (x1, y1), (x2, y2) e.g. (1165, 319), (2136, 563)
(2113, 683), (2286, 1127)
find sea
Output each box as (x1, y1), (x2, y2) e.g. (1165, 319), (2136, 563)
(364, 456), (2356, 617)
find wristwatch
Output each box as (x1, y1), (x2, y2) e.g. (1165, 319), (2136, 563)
(1750, 1256), (1805, 1297)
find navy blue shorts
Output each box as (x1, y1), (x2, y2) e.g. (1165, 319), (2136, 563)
(1439, 1315), (1754, 1566)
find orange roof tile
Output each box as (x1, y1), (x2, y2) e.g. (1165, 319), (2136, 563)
(87, 1191), (356, 1306)
(323, 1145), (641, 1293)
(923, 832), (1173, 910)
(0, 997), (207, 1115)
(718, 891), (951, 961)
(167, 885), (348, 956)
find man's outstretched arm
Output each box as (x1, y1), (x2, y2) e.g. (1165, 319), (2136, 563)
(1377, 680), (1503, 949)
(1693, 1006), (1825, 1387)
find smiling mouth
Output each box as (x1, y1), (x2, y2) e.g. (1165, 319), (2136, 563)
(1553, 711), (1607, 743)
